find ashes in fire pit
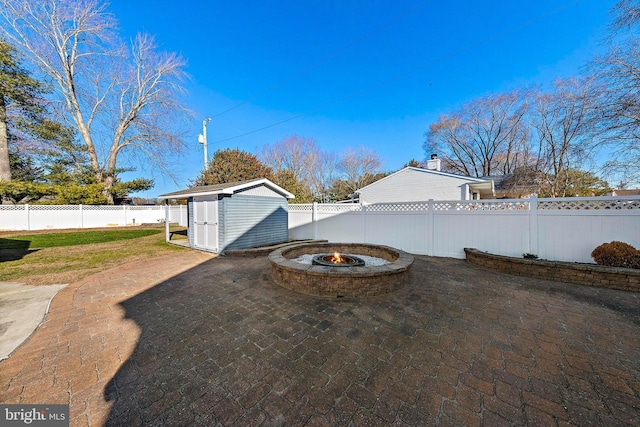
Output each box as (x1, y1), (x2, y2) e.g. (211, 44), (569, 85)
(312, 252), (365, 267)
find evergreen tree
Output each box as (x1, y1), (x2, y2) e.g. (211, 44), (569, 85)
(0, 39), (45, 182)
(540, 169), (611, 197)
(272, 169), (313, 203)
(193, 148), (274, 186)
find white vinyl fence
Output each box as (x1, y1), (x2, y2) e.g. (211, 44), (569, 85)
(0, 204), (188, 231)
(288, 196), (640, 264)
(2, 198), (639, 264)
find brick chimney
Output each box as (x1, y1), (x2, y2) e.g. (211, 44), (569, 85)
(426, 154), (441, 171)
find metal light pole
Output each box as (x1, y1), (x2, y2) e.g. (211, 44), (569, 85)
(198, 118), (212, 170)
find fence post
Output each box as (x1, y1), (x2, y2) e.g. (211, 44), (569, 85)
(361, 203), (367, 243)
(25, 204), (30, 231)
(79, 204), (84, 229)
(529, 196), (538, 256)
(312, 202), (318, 240)
(165, 202), (170, 242)
(427, 199), (434, 256)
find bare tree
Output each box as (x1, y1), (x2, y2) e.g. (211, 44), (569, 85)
(261, 134), (318, 184)
(0, 0), (189, 203)
(310, 150), (339, 202)
(590, 1), (640, 184)
(609, 0), (640, 35)
(424, 90), (531, 177)
(338, 147), (382, 196)
(530, 78), (596, 196)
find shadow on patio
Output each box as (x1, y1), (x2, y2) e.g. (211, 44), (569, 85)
(104, 255), (640, 426)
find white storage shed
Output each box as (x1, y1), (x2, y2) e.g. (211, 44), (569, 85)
(159, 178), (294, 253)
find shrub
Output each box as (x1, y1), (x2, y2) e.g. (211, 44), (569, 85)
(591, 241), (640, 269)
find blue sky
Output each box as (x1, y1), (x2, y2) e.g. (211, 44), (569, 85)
(108, 0), (616, 198)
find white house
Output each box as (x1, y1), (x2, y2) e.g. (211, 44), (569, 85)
(354, 158), (494, 203)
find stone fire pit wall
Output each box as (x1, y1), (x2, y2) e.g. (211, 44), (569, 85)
(269, 243), (414, 297)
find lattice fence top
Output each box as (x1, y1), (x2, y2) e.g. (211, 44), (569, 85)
(284, 197), (640, 213)
(288, 204), (313, 212)
(83, 205), (127, 210)
(0, 204), (167, 210)
(0, 205), (25, 211)
(537, 198), (640, 210)
(128, 206), (161, 210)
(28, 205), (81, 211)
(366, 202), (430, 211)
(432, 200), (529, 211)
(317, 204), (362, 212)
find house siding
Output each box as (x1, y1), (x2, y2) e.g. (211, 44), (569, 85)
(358, 168), (481, 203)
(219, 194), (289, 252)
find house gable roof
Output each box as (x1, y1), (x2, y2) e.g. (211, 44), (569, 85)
(158, 178), (295, 200)
(356, 167), (491, 194)
(612, 189), (640, 196)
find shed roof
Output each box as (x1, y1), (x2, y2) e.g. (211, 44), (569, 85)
(158, 178), (295, 200)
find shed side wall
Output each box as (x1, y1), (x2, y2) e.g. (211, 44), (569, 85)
(219, 194), (289, 251)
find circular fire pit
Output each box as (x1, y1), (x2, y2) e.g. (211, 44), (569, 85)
(312, 253), (366, 267)
(269, 243), (414, 297)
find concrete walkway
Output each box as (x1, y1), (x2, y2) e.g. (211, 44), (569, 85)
(0, 282), (67, 360)
(1, 251), (639, 426)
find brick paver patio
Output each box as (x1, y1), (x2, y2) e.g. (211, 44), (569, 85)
(1, 251), (639, 426)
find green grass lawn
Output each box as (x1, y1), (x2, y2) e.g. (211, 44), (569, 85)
(0, 227), (187, 285)
(0, 229), (162, 249)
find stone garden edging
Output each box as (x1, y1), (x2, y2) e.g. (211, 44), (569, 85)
(464, 248), (640, 292)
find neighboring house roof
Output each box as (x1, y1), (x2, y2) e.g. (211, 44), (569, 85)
(490, 175), (538, 199)
(488, 169), (543, 199)
(158, 178), (295, 200)
(611, 189), (640, 196)
(355, 167), (494, 200)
